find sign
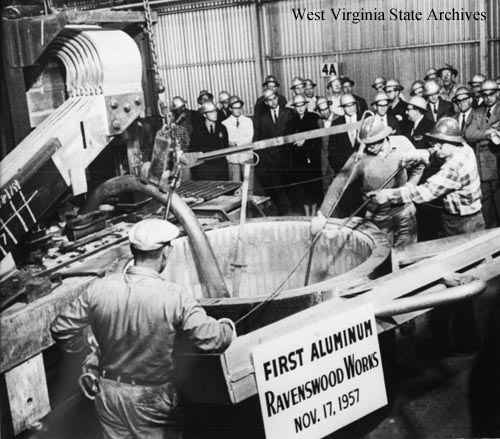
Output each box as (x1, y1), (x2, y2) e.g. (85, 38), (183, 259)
(320, 61), (339, 77)
(253, 303), (387, 439)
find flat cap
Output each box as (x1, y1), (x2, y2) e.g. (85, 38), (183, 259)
(129, 218), (179, 251)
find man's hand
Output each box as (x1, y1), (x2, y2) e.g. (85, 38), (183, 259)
(218, 317), (237, 340)
(310, 212), (327, 236)
(367, 189), (392, 205)
(400, 149), (430, 168)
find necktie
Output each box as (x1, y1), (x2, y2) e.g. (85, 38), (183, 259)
(209, 124), (214, 134)
(486, 108), (491, 123)
(411, 123), (416, 137)
(433, 104), (438, 121)
(461, 114), (466, 133)
(236, 118), (240, 128)
(273, 110), (278, 124)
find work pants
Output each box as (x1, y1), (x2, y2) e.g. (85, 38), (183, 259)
(95, 378), (183, 439)
(368, 203), (417, 249)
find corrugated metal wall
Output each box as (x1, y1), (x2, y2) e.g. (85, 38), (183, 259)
(153, 0), (498, 112)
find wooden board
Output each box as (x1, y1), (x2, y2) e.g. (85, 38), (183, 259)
(4, 354), (50, 436)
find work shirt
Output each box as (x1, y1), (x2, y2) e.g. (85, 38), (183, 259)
(50, 266), (233, 384)
(222, 114), (254, 164)
(388, 144), (482, 216)
(320, 136), (424, 219)
(440, 84), (459, 102)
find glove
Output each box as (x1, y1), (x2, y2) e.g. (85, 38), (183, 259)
(310, 212), (327, 236)
(218, 317), (237, 340)
(366, 189), (392, 205)
(400, 149), (430, 168)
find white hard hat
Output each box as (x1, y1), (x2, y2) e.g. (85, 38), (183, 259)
(128, 218), (180, 251)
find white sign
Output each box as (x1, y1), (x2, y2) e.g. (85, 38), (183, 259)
(320, 62), (339, 77)
(253, 303), (387, 439)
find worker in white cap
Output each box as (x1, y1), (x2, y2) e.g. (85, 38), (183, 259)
(51, 218), (235, 439)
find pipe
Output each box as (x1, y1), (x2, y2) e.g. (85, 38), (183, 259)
(81, 175), (230, 299)
(374, 279), (487, 318)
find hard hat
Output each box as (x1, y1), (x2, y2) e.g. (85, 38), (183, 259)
(197, 90), (213, 104)
(358, 116), (392, 144)
(340, 94), (357, 107)
(384, 79), (404, 92)
(263, 74), (280, 87)
(340, 76), (355, 86)
(290, 76), (305, 90)
(170, 96), (186, 111)
(468, 73), (486, 87)
(291, 94), (308, 107)
(371, 91), (391, 105)
(304, 79), (316, 88)
(218, 91), (230, 103)
(316, 96), (332, 110)
(129, 218), (179, 251)
(410, 80), (425, 96)
(262, 88), (277, 101)
(199, 101), (218, 113)
(425, 117), (464, 144)
(437, 63), (458, 77)
(371, 76), (386, 90)
(326, 74), (340, 88)
(228, 95), (244, 108)
(480, 79), (499, 93)
(424, 68), (438, 81)
(423, 80), (441, 96)
(452, 86), (473, 102)
(407, 96), (428, 113)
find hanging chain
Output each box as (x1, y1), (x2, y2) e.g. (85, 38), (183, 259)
(142, 0), (165, 95)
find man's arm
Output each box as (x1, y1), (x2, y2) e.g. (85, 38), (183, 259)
(50, 291), (90, 353)
(464, 110), (488, 142)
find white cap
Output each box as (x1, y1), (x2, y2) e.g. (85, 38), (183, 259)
(128, 218), (180, 251)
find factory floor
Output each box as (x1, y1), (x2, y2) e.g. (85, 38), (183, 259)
(21, 276), (500, 439)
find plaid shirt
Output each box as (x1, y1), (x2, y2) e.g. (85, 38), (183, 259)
(389, 144), (482, 216)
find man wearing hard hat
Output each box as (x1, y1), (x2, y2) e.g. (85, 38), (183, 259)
(51, 218), (235, 439)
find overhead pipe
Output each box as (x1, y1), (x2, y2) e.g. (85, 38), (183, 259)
(81, 174), (230, 299)
(374, 279), (487, 318)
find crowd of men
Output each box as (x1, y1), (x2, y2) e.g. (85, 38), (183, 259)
(167, 65), (500, 236)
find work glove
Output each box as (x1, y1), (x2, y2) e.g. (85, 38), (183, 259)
(310, 212), (327, 236)
(400, 149), (430, 168)
(218, 317), (237, 340)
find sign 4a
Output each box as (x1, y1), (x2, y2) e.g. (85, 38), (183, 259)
(320, 61), (339, 77)
(252, 303), (387, 439)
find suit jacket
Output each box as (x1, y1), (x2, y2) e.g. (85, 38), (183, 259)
(403, 116), (434, 150)
(353, 93), (368, 114)
(380, 114), (402, 135)
(426, 98), (454, 123)
(388, 98), (410, 131)
(328, 115), (360, 173)
(253, 93), (288, 116)
(217, 108), (231, 122)
(253, 105), (294, 141)
(453, 110), (474, 138)
(464, 104), (500, 181)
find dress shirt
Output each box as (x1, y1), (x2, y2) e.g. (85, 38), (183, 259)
(388, 144), (482, 216)
(329, 95), (345, 116)
(459, 109), (471, 133)
(50, 266), (233, 384)
(222, 114), (254, 164)
(346, 114), (357, 145)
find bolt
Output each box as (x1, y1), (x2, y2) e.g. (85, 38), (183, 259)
(134, 96), (142, 105)
(123, 103), (131, 113)
(110, 100), (119, 109)
(112, 120), (122, 130)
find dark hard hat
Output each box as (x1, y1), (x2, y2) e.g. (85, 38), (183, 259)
(263, 75), (280, 87)
(425, 117), (464, 144)
(358, 116), (392, 144)
(437, 63), (458, 77)
(340, 76), (355, 86)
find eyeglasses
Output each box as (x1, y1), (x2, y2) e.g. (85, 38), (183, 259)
(455, 97), (471, 104)
(376, 103), (389, 107)
(482, 91), (496, 97)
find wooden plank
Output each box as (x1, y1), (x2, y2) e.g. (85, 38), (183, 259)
(4, 354), (50, 436)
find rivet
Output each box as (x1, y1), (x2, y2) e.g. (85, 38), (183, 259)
(112, 120), (122, 130)
(110, 100), (119, 109)
(123, 103), (131, 113)
(134, 97), (142, 105)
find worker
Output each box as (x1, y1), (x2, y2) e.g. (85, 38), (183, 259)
(464, 79), (500, 228)
(424, 80), (454, 123)
(372, 117), (484, 355)
(437, 63), (460, 102)
(371, 91), (401, 135)
(287, 76), (306, 107)
(452, 86), (474, 136)
(423, 67), (439, 82)
(410, 80), (425, 97)
(222, 95), (255, 193)
(310, 116), (424, 248)
(217, 91), (231, 121)
(371, 76), (386, 92)
(340, 76), (368, 114)
(384, 79), (408, 128)
(51, 218), (235, 439)
(303, 79), (319, 113)
(253, 74), (287, 116)
(325, 74), (344, 117)
(404, 96), (434, 150)
(468, 73), (486, 109)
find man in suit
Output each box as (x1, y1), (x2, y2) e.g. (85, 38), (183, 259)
(465, 79), (500, 228)
(468, 73), (486, 109)
(410, 80), (425, 97)
(189, 101), (229, 181)
(303, 79), (319, 113)
(341, 76), (368, 114)
(253, 88), (294, 214)
(316, 97), (337, 192)
(424, 80), (454, 123)
(371, 91), (401, 135)
(217, 91), (231, 121)
(452, 86), (474, 136)
(371, 76), (386, 92)
(327, 93), (362, 217)
(404, 96), (434, 150)
(286, 76), (306, 107)
(384, 79), (409, 130)
(253, 75), (287, 116)
(326, 74), (344, 117)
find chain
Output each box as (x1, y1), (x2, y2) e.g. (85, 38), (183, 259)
(142, 0), (164, 95)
